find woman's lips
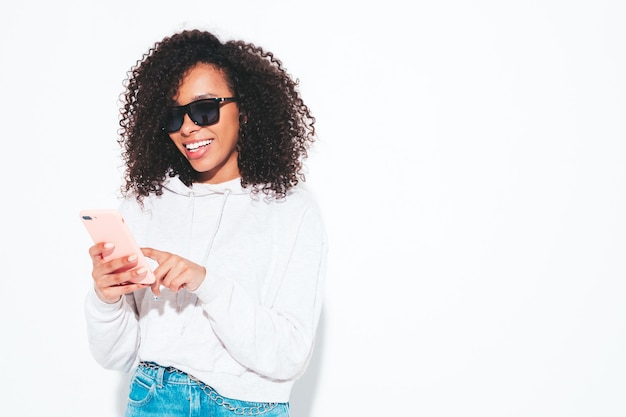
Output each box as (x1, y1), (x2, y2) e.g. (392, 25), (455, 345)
(183, 139), (213, 159)
(184, 139), (213, 151)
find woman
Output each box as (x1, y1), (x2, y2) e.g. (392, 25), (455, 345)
(84, 29), (327, 416)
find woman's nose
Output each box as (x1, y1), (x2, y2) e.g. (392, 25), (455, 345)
(179, 113), (199, 135)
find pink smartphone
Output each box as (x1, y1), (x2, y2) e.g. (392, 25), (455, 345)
(79, 209), (155, 284)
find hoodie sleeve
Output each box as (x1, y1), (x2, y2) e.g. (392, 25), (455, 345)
(193, 204), (327, 381)
(84, 288), (141, 372)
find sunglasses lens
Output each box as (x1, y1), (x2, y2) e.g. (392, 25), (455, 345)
(165, 108), (185, 133)
(189, 100), (219, 126)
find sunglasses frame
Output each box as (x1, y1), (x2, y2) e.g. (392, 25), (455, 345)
(163, 97), (238, 132)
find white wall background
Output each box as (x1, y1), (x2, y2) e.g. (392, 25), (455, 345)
(1, 1), (625, 416)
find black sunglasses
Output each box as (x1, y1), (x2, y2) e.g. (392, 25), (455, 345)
(163, 97), (238, 133)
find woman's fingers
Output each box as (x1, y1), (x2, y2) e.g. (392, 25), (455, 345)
(141, 248), (164, 298)
(89, 243), (149, 303)
(142, 248), (206, 295)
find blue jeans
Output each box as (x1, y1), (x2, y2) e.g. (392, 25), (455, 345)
(125, 362), (290, 417)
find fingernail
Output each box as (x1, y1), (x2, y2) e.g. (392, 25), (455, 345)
(136, 267), (146, 274)
(128, 254), (137, 262)
(104, 242), (114, 249)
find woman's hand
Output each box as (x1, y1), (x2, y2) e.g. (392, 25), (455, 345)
(141, 247), (207, 299)
(89, 242), (150, 303)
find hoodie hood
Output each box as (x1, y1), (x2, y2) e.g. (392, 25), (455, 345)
(162, 176), (249, 197)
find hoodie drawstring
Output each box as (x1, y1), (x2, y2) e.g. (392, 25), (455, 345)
(201, 188), (231, 265)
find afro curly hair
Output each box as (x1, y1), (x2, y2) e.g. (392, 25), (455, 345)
(118, 29), (316, 202)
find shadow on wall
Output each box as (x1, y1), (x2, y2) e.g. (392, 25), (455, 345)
(291, 309), (326, 417)
(113, 309), (327, 417)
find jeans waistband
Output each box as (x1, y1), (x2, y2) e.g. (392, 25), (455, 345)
(137, 361), (198, 386)
(135, 361), (281, 414)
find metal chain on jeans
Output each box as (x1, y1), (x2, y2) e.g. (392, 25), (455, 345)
(139, 362), (278, 415)
(196, 380), (279, 415)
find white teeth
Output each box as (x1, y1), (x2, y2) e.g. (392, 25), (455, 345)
(184, 139), (212, 151)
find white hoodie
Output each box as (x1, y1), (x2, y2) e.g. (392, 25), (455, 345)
(84, 176), (327, 403)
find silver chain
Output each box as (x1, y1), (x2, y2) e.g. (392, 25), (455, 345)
(197, 381), (278, 415)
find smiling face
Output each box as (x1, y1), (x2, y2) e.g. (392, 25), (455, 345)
(168, 63), (240, 184)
